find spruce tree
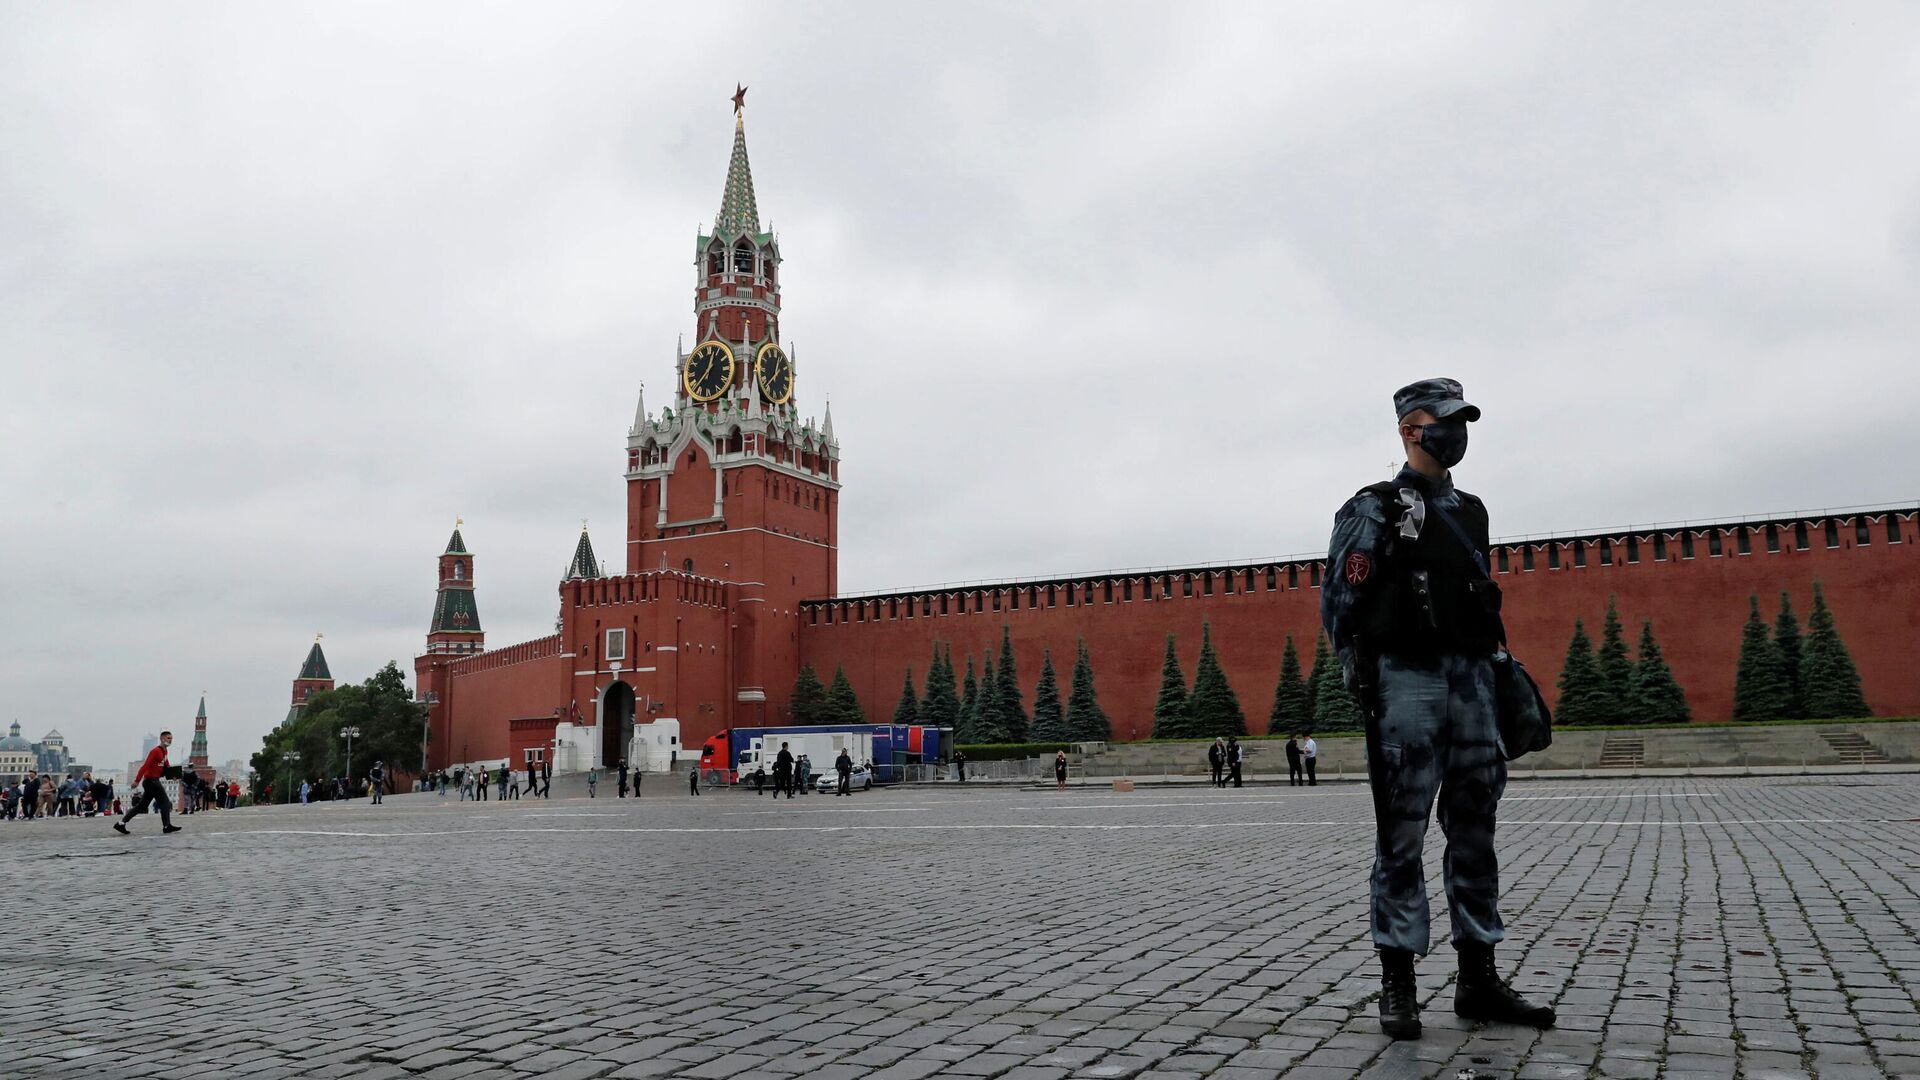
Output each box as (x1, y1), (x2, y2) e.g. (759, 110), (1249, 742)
(995, 626), (1028, 741)
(1304, 633), (1333, 730)
(1732, 594), (1792, 722)
(826, 665), (864, 725)
(1773, 592), (1805, 719)
(1029, 650), (1065, 741)
(1064, 637), (1111, 741)
(1186, 622), (1247, 738)
(1555, 618), (1606, 726)
(921, 643), (960, 730)
(1311, 638), (1364, 732)
(1801, 580), (1871, 719)
(1268, 633), (1311, 735)
(976, 656), (1007, 743)
(790, 664), (828, 725)
(1629, 619), (1690, 725)
(892, 668), (920, 725)
(956, 657), (979, 743)
(1151, 633), (1189, 739)
(1595, 596), (1634, 723)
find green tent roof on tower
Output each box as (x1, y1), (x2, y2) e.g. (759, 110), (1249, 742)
(431, 588), (483, 635)
(564, 528), (602, 581)
(712, 110), (761, 239)
(299, 641), (332, 681)
(444, 527), (468, 555)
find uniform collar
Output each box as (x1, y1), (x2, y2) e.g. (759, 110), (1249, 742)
(1396, 463), (1454, 500)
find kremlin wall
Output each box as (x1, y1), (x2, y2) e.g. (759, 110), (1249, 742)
(414, 99), (1920, 774)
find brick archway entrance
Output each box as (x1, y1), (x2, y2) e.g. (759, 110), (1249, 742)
(601, 681), (636, 768)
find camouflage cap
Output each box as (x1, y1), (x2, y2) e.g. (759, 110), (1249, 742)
(1393, 378), (1481, 422)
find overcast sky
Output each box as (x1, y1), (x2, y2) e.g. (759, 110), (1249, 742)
(3, 3), (1916, 770)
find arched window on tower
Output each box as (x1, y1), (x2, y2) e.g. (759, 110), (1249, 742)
(733, 240), (754, 274)
(453, 562), (463, 581)
(707, 246), (723, 277)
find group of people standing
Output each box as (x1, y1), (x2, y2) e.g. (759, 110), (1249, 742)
(4, 770), (117, 820)
(1202, 734), (1318, 787)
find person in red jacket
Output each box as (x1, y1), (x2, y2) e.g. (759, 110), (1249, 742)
(115, 731), (181, 836)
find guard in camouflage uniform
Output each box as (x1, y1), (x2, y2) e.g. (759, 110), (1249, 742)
(1320, 378), (1554, 1040)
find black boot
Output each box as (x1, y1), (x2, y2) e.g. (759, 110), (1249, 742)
(1378, 947), (1421, 1040)
(1454, 944), (1554, 1028)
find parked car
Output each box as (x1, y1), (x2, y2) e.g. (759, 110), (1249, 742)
(815, 765), (873, 793)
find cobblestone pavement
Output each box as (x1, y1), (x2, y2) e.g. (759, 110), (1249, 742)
(7, 775), (1920, 1080)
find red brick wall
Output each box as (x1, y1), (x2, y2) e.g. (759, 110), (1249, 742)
(799, 511), (1920, 736)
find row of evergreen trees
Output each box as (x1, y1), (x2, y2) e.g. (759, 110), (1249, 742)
(797, 629), (1114, 744)
(1733, 581), (1869, 721)
(1554, 597), (1690, 726)
(1152, 625), (1365, 739)
(796, 582), (1872, 739)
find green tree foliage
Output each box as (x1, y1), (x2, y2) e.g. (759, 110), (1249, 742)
(1801, 580), (1871, 719)
(1629, 620), (1691, 725)
(826, 665), (865, 725)
(1773, 591), (1805, 719)
(1732, 595), (1792, 722)
(1028, 650), (1066, 741)
(920, 644), (960, 730)
(957, 656), (979, 743)
(1185, 622), (1246, 738)
(1594, 596), (1634, 723)
(994, 626), (1028, 742)
(1268, 634), (1311, 735)
(790, 664), (829, 725)
(977, 656), (1010, 742)
(892, 667), (920, 725)
(1064, 638), (1111, 742)
(1555, 618), (1608, 726)
(1305, 634), (1333, 713)
(1310, 635), (1364, 733)
(250, 661), (427, 802)
(1151, 633), (1189, 738)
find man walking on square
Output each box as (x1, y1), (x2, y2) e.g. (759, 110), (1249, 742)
(1322, 378), (1553, 1041)
(369, 761), (386, 805)
(1207, 739), (1225, 788)
(617, 759), (629, 798)
(115, 731), (182, 836)
(1227, 736), (1243, 788)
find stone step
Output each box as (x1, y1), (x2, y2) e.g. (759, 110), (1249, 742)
(1819, 731), (1889, 764)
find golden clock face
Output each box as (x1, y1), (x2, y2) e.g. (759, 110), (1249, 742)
(682, 340), (736, 402)
(755, 342), (793, 405)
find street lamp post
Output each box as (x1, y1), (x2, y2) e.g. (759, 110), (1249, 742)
(284, 750), (301, 805)
(416, 692), (438, 779)
(341, 726), (361, 790)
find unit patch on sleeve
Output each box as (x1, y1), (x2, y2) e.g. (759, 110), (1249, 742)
(1344, 552), (1372, 585)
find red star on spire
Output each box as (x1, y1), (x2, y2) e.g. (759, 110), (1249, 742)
(731, 83), (748, 114)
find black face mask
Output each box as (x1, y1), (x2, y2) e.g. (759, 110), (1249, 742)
(1415, 420), (1469, 468)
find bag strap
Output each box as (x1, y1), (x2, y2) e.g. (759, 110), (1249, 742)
(1423, 496), (1512, 649)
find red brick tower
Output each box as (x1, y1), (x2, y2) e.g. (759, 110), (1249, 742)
(622, 88), (840, 726)
(188, 694), (213, 783)
(288, 636), (335, 724)
(416, 523), (483, 769)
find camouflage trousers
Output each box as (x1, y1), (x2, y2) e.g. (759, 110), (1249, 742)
(1367, 652), (1507, 955)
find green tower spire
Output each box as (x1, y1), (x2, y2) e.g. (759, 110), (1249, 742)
(713, 96), (761, 239)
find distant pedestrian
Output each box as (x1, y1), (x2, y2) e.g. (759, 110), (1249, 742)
(688, 768), (700, 796)
(1228, 736), (1243, 788)
(1285, 735), (1304, 787)
(477, 766), (490, 801)
(114, 731), (181, 836)
(617, 759), (629, 798)
(1053, 750), (1069, 791)
(631, 769), (641, 798)
(587, 767), (599, 798)
(752, 765), (767, 795)
(369, 761), (386, 805)
(541, 760), (553, 798)
(1208, 739), (1226, 788)
(497, 766), (509, 801)
(1302, 733), (1318, 787)
(794, 755), (811, 796)
(774, 742), (795, 800)
(954, 750), (967, 783)
(834, 749), (853, 797)
(506, 767), (521, 800)
(300, 779), (311, 805)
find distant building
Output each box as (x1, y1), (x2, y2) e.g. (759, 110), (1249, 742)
(0, 722), (35, 784)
